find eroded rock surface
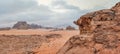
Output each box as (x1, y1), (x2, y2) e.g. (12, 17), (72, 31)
(57, 2), (120, 54)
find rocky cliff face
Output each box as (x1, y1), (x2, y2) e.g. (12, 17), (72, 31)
(57, 2), (120, 54)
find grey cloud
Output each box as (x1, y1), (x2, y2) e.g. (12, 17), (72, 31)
(51, 0), (90, 22)
(51, 9), (90, 27)
(0, 0), (38, 15)
(0, 0), (55, 27)
(0, 0), (53, 23)
(52, 0), (80, 10)
(0, 0), (119, 28)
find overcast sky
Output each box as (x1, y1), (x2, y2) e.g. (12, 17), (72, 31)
(0, 0), (119, 28)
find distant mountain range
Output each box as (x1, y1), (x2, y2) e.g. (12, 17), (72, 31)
(0, 21), (76, 30)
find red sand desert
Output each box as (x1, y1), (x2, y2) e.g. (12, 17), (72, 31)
(0, 29), (79, 54)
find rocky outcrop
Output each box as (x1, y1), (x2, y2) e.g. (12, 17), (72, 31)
(12, 21), (30, 29)
(12, 21), (43, 29)
(0, 27), (11, 31)
(66, 26), (76, 30)
(57, 2), (120, 54)
(29, 24), (42, 29)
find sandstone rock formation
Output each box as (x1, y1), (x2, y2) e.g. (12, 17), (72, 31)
(13, 21), (43, 29)
(57, 2), (120, 54)
(13, 21), (30, 29)
(66, 26), (75, 30)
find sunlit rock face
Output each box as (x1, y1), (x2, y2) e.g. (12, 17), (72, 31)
(57, 2), (120, 54)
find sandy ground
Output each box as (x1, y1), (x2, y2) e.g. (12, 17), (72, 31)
(0, 29), (79, 54)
